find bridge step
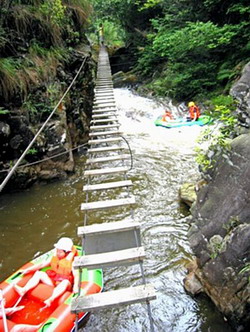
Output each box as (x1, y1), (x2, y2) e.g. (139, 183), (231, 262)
(83, 180), (132, 192)
(95, 92), (114, 97)
(94, 89), (113, 93)
(92, 109), (117, 114)
(93, 104), (115, 110)
(94, 95), (114, 99)
(73, 246), (145, 270)
(71, 284), (156, 313)
(88, 137), (123, 145)
(86, 154), (128, 164)
(94, 100), (115, 105)
(90, 118), (118, 124)
(92, 113), (116, 119)
(90, 124), (120, 130)
(77, 220), (140, 236)
(87, 146), (125, 153)
(89, 130), (122, 137)
(83, 166), (128, 176)
(81, 196), (135, 211)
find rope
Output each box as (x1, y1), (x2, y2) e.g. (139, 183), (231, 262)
(0, 57), (87, 193)
(0, 142), (89, 173)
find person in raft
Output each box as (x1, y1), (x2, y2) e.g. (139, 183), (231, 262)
(14, 237), (79, 307)
(162, 110), (174, 122)
(0, 291), (41, 331)
(187, 101), (200, 121)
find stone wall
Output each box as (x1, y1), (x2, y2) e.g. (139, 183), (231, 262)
(187, 61), (250, 330)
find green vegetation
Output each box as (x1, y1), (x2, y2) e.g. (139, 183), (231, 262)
(240, 263), (250, 283)
(89, 0), (249, 102)
(195, 98), (238, 172)
(0, 0), (92, 104)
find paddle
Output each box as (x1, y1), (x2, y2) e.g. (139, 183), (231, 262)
(0, 290), (9, 332)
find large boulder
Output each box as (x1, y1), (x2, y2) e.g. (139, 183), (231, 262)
(230, 62), (250, 126)
(188, 133), (250, 329)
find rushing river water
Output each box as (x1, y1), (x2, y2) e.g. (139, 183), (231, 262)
(0, 88), (232, 331)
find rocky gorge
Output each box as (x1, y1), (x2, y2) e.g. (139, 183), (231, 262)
(184, 62), (250, 330)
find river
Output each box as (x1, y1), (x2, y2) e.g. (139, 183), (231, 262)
(0, 88), (232, 331)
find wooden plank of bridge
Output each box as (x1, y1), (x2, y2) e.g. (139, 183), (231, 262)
(87, 146), (125, 153)
(92, 114), (116, 119)
(95, 94), (114, 99)
(92, 109), (117, 114)
(81, 196), (135, 211)
(90, 124), (120, 130)
(95, 92), (114, 97)
(90, 118), (118, 124)
(83, 166), (128, 176)
(88, 137), (123, 144)
(77, 220), (140, 236)
(94, 100), (115, 105)
(89, 130), (122, 137)
(71, 284), (156, 313)
(83, 180), (132, 191)
(86, 154), (128, 164)
(73, 246), (145, 270)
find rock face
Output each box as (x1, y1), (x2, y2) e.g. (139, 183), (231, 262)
(188, 134), (250, 328)
(179, 182), (197, 208)
(187, 64), (250, 330)
(230, 62), (250, 127)
(0, 50), (95, 192)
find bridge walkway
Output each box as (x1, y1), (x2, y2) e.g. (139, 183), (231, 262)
(72, 46), (156, 331)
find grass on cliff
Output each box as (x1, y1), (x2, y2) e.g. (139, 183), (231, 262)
(0, 0), (92, 103)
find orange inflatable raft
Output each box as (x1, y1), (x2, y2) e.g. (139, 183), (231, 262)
(0, 246), (103, 331)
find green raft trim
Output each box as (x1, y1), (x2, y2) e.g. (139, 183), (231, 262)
(155, 114), (213, 128)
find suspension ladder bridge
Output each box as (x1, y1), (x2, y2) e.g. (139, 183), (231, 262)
(0, 45), (156, 331)
(71, 46), (156, 330)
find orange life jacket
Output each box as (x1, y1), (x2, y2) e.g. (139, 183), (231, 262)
(47, 247), (77, 284)
(189, 105), (200, 120)
(162, 111), (173, 121)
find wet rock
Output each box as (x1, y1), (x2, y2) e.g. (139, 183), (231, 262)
(188, 133), (250, 328)
(230, 61), (250, 127)
(113, 71), (138, 88)
(183, 260), (203, 295)
(0, 122), (10, 137)
(179, 182), (197, 207)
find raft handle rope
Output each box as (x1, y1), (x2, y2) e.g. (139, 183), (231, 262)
(0, 56), (87, 193)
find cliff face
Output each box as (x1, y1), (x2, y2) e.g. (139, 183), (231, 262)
(0, 50), (95, 192)
(188, 62), (250, 330)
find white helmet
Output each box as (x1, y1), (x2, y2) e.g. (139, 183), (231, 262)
(54, 237), (73, 252)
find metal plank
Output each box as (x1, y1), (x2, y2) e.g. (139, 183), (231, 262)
(77, 220), (139, 236)
(73, 247), (145, 269)
(71, 284), (156, 313)
(92, 109), (117, 113)
(87, 146), (124, 153)
(92, 113), (116, 118)
(90, 124), (119, 130)
(89, 130), (122, 137)
(83, 180), (132, 191)
(88, 137), (123, 144)
(86, 154), (128, 164)
(90, 118), (118, 124)
(83, 166), (128, 176)
(80, 196), (135, 211)
(94, 100), (116, 105)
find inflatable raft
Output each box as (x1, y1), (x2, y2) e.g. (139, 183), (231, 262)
(0, 246), (103, 331)
(154, 114), (213, 128)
